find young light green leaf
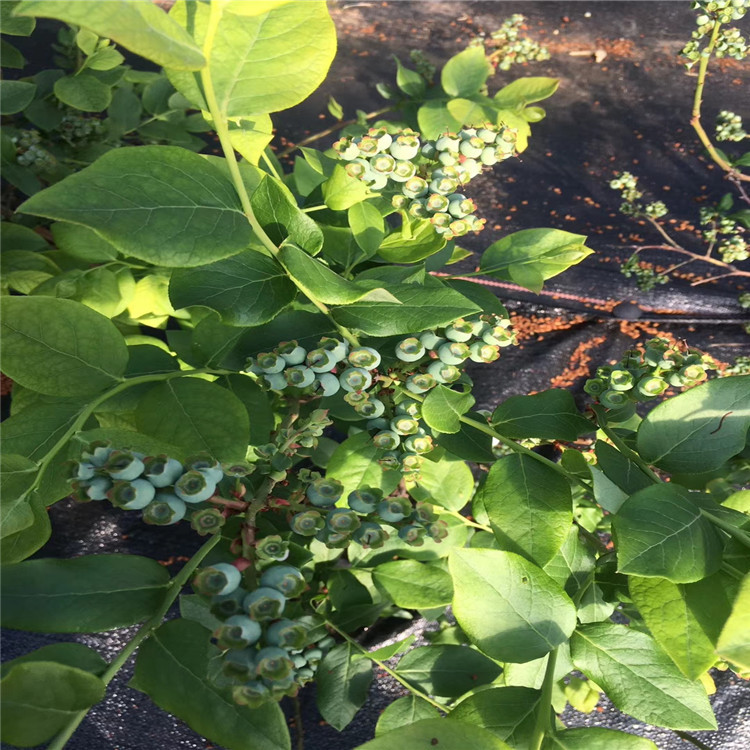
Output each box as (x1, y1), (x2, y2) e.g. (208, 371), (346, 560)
(360, 719), (512, 750)
(479, 454), (572, 567)
(1, 1), (35, 35)
(131, 618), (290, 750)
(1, 554), (170, 632)
(135, 378), (250, 461)
(441, 46), (491, 98)
(394, 55), (426, 97)
(409, 452), (474, 512)
(228, 114), (274, 165)
(571, 623), (717, 730)
(19, 146), (251, 267)
(0, 296), (128, 397)
(716, 572), (750, 671)
(54, 73), (112, 111)
(613, 485), (724, 583)
(373, 560), (453, 609)
(169, 251), (296, 326)
(421, 385), (475, 434)
(417, 100), (462, 139)
(326, 431), (399, 499)
(348, 202), (385, 257)
(494, 77), (560, 109)
(636, 375), (750, 474)
(377, 219), (447, 263)
(479, 228), (592, 294)
(15, 0), (205, 70)
(543, 728), (657, 749)
(491, 389), (593, 441)
(394, 644), (501, 697)
(0, 661), (106, 748)
(629, 574), (732, 679)
(322, 164), (371, 211)
(450, 686), (541, 747)
(374, 695), (439, 737)
(449, 548), (576, 663)
(446, 97), (494, 126)
(0, 80), (36, 114)
(316, 641), (373, 731)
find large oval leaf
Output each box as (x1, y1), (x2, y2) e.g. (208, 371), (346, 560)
(542, 728), (657, 749)
(316, 641), (372, 732)
(373, 560), (453, 609)
(357, 718), (512, 750)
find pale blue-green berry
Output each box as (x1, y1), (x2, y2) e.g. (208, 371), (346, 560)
(403, 176), (428, 198)
(317, 372), (340, 397)
(260, 565), (307, 597)
(635, 377), (668, 399)
(368, 172), (388, 190)
(426, 193), (450, 212)
(459, 127), (477, 139)
(256, 352), (285, 374)
(401, 453), (424, 473)
(406, 373), (437, 394)
(174, 470), (216, 503)
(353, 521), (389, 548)
(197, 562), (241, 596)
(255, 535), (289, 562)
(344, 390), (369, 407)
(368, 127), (393, 151)
(408, 199), (429, 218)
(373, 430), (401, 450)
(143, 455), (183, 488)
(395, 400), (420, 417)
(108, 479), (155, 510)
(469, 341), (500, 363)
(430, 212), (452, 230)
(345, 159), (370, 180)
(319, 337), (349, 362)
(296, 667), (315, 682)
(366, 417), (389, 431)
(348, 346), (381, 370)
(256, 646), (294, 682)
(430, 176), (459, 195)
(185, 454), (224, 485)
(399, 524), (427, 546)
(232, 681), (270, 708)
(290, 509), (325, 536)
(143, 493), (186, 525)
(460, 158), (482, 180)
(285, 366), (316, 388)
(85, 476), (112, 501)
(348, 487), (383, 514)
(306, 348), (337, 373)
(291, 653), (307, 669)
(391, 416), (419, 435)
(600, 389), (632, 409)
(244, 587), (286, 621)
(392, 194), (409, 210)
(459, 137), (484, 158)
(419, 331), (443, 350)
(448, 197), (476, 218)
(391, 160), (417, 182)
(357, 136), (380, 156)
(105, 450), (144, 481)
(421, 142), (438, 159)
(438, 150), (458, 166)
(340, 367), (372, 392)
(377, 496), (412, 523)
(355, 398), (385, 418)
(477, 127), (497, 143)
(327, 508), (361, 534)
(223, 648), (257, 680)
(482, 324), (514, 347)
(278, 342), (306, 366)
(70, 461), (96, 481)
(372, 154), (396, 174)
(404, 434), (434, 454)
(317, 528), (350, 548)
(333, 137), (359, 160)
(396, 337), (426, 362)
(609, 369), (634, 391)
(306, 477), (344, 507)
(445, 319), (474, 342)
(263, 372), (287, 390)
(82, 441), (112, 467)
(218, 615), (263, 649)
(480, 146), (498, 166)
(266, 619), (309, 650)
(427, 360), (461, 383)
(390, 135), (420, 160)
(379, 450), (401, 470)
(438, 342), (469, 364)
(210, 589), (245, 619)
(436, 134), (460, 151)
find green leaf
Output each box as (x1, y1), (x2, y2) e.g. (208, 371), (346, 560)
(326, 431), (399, 499)
(377, 219), (447, 263)
(492, 390), (592, 441)
(131, 618), (290, 750)
(221, 375), (274, 446)
(167, 0), (335, 116)
(543, 728), (657, 749)
(479, 454), (572, 567)
(169, 251), (296, 326)
(373, 560), (453, 608)
(1, 1), (35, 35)
(135, 378), (250, 461)
(0, 643), (107, 680)
(0, 490), (50, 565)
(228, 114), (274, 165)
(570, 623), (717, 730)
(250, 174), (323, 256)
(1, 222), (47, 251)
(409, 452), (474, 512)
(278, 243), (397, 305)
(417, 100), (461, 140)
(449, 547), (576, 663)
(450, 686), (541, 747)
(316, 641), (373, 731)
(0, 454), (37, 539)
(84, 45), (124, 72)
(447, 97), (494, 126)
(636, 375), (750, 474)
(331, 283), (479, 336)
(716, 572), (750, 671)
(436, 413), (495, 463)
(542, 524), (596, 601)
(613, 484), (724, 583)
(1, 554), (170, 632)
(0, 80), (36, 115)
(19, 146), (251, 267)
(441, 47), (491, 98)
(14, 0), (205, 70)
(395, 644), (501, 697)
(421, 385), (475, 434)
(50, 222), (118, 263)
(394, 56), (425, 97)
(629, 574), (731, 679)
(480, 228), (592, 294)
(493, 77), (560, 108)
(593, 440), (652, 495)
(322, 164), (371, 211)
(374, 695), (439, 737)
(359, 719), (512, 750)
(54, 73), (112, 112)
(0, 661), (106, 747)
(0, 296), (128, 397)
(348, 201), (385, 257)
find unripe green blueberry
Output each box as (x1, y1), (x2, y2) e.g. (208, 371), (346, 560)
(327, 508), (361, 534)
(317, 528), (350, 548)
(108, 478), (156, 510)
(306, 477), (344, 507)
(256, 534), (290, 562)
(408, 199), (429, 218)
(355, 398), (385, 418)
(348, 346), (381, 370)
(413, 501), (438, 524)
(278, 340), (307, 366)
(68, 461), (96, 481)
(244, 587), (286, 621)
(307, 348), (337, 373)
(190, 507), (225, 536)
(217, 615), (263, 649)
(430, 176), (459, 195)
(143, 493), (186, 525)
(426, 192), (450, 212)
(396, 337), (426, 362)
(667, 371), (688, 388)
(340, 367), (372, 392)
(222, 648), (257, 681)
(395, 400), (421, 417)
(636, 376), (669, 399)
(391, 416), (419, 435)
(436, 134), (460, 151)
(377, 496), (412, 523)
(333, 137), (359, 160)
(401, 453), (424, 473)
(482, 324), (514, 347)
(437, 150), (458, 167)
(680, 364), (708, 383)
(373, 430), (401, 450)
(210, 588), (245, 619)
(285, 365), (316, 388)
(459, 159), (481, 180)
(406, 373), (437, 393)
(266, 619), (309, 650)
(368, 127), (393, 151)
(599, 389), (632, 409)
(261, 564), (307, 598)
(343, 390), (369, 407)
(256, 646), (295, 683)
(232, 681), (270, 709)
(296, 667), (315, 683)
(143, 455), (183, 488)
(445, 319), (474, 342)
(399, 524), (427, 546)
(263, 372), (288, 391)
(459, 136), (484, 158)
(372, 153), (396, 174)
(196, 562), (242, 596)
(390, 135), (420, 160)
(291, 509), (325, 536)
(403, 176), (429, 199)
(81, 441), (112, 467)
(404, 434), (434, 454)
(469, 342), (500, 363)
(609, 369), (635, 391)
(256, 352), (286, 373)
(420, 331), (443, 350)
(448, 197), (477, 218)
(317, 372), (340, 397)
(345, 160), (370, 180)
(479, 146), (498, 166)
(104, 450), (145, 481)
(174, 470), (217, 504)
(353, 521), (389, 548)
(83, 476), (112, 501)
(392, 194), (410, 210)
(348, 487), (383, 514)
(184, 453), (224, 485)
(367, 417), (389, 432)
(477, 127), (498, 143)
(427, 360), (461, 383)
(427, 520), (449, 542)
(438, 341), (469, 365)
(430, 212), (452, 230)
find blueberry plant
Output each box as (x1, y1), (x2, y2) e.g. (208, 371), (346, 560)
(611, 0), (750, 294)
(1, 3), (749, 750)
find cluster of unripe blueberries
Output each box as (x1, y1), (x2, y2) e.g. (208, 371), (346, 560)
(682, 0), (748, 67)
(584, 337), (715, 414)
(699, 204), (748, 263)
(475, 13), (551, 71)
(13, 130), (56, 172)
(609, 171), (668, 220)
(332, 124), (518, 239)
(193, 560), (334, 707)
(715, 110), (747, 142)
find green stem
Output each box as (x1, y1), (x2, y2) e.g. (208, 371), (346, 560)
(702, 510), (750, 549)
(529, 648), (558, 750)
(675, 731), (716, 750)
(591, 405), (662, 484)
(721, 561), (744, 582)
(441, 508), (492, 533)
(292, 694), (305, 750)
(323, 618), (445, 712)
(46, 533), (223, 750)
